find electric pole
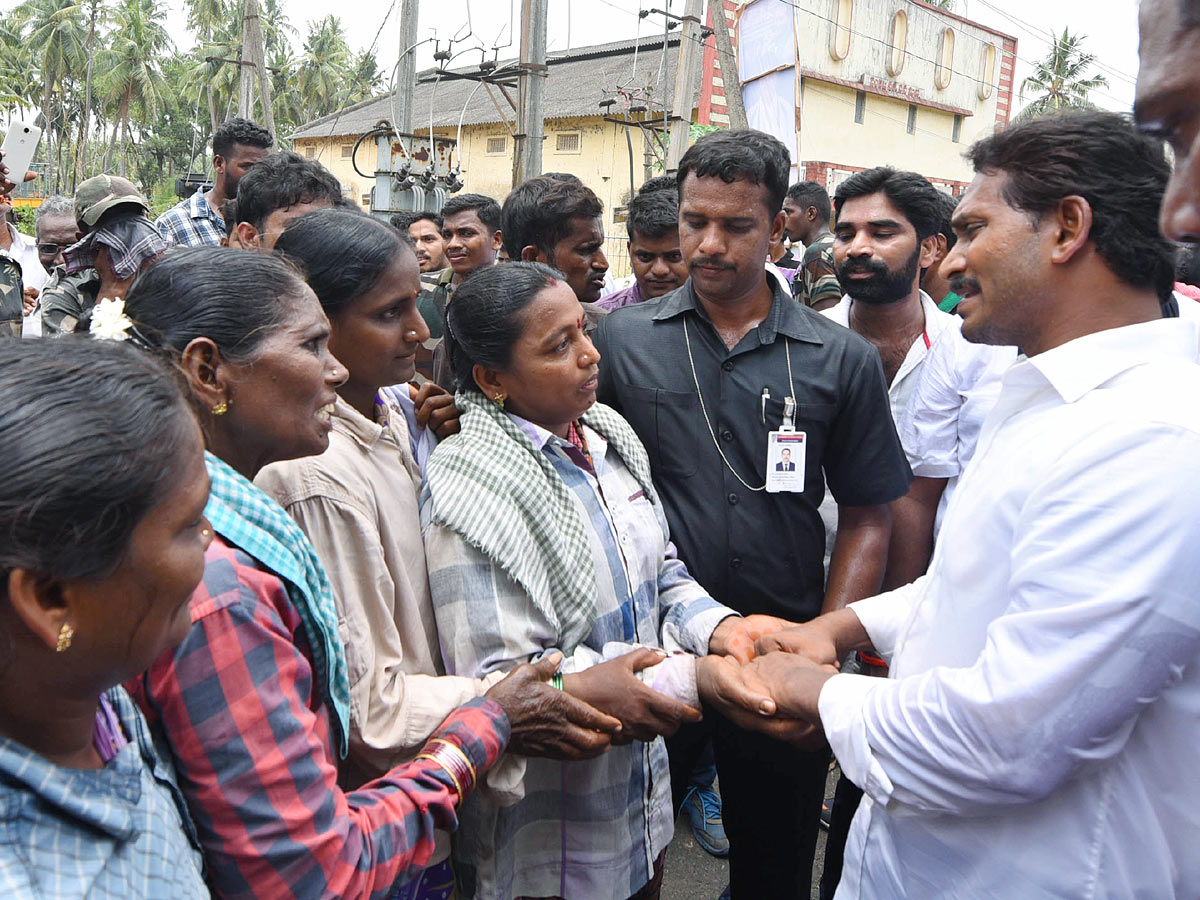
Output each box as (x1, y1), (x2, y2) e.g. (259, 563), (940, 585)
(393, 0), (419, 137)
(514, 0), (548, 186)
(237, 0), (275, 134)
(666, 0), (704, 171)
(709, 0), (747, 129)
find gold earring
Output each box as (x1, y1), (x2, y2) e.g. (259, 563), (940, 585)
(494, 393), (506, 409)
(211, 401), (228, 416)
(56, 622), (74, 653)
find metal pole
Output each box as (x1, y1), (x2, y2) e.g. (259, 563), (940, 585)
(666, 0), (704, 171)
(514, 0), (548, 185)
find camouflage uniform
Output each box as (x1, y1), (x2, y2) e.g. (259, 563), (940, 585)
(0, 251), (23, 338)
(39, 174), (150, 336)
(40, 267), (102, 335)
(799, 229), (842, 309)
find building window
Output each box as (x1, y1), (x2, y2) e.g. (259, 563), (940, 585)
(486, 136), (507, 155)
(361, 193), (371, 207)
(341, 144), (354, 159)
(305, 144), (316, 159)
(854, 90), (866, 124)
(952, 114), (962, 143)
(935, 28), (955, 90)
(907, 104), (917, 135)
(978, 44), (997, 100)
(887, 11), (907, 77)
(555, 132), (582, 153)
(830, 0), (852, 60)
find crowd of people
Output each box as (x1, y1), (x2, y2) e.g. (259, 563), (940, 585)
(2, 1), (1200, 897)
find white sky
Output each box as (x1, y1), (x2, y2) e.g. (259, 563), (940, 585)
(3, 0), (1141, 113)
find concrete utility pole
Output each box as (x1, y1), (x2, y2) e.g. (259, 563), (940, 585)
(666, 0), (704, 171)
(709, 0), (748, 129)
(514, 0), (548, 186)
(237, 0), (275, 135)
(393, 0), (420, 136)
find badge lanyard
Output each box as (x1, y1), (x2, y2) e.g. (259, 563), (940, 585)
(683, 319), (798, 493)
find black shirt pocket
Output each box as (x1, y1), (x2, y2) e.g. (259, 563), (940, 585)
(623, 385), (703, 478)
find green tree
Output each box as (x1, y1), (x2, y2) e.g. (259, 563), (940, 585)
(1018, 28), (1109, 120)
(343, 48), (383, 104)
(97, 0), (174, 176)
(15, 0), (85, 189)
(296, 15), (351, 121)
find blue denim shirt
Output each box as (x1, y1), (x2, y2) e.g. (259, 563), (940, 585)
(0, 687), (207, 899)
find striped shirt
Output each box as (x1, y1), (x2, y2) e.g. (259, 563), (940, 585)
(154, 190), (225, 247)
(130, 534), (510, 900)
(422, 416), (734, 900)
(0, 687), (207, 899)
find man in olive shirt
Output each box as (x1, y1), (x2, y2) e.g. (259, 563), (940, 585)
(593, 129), (910, 900)
(783, 180), (842, 310)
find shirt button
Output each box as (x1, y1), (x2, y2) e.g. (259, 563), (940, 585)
(721, 361), (734, 372)
(727, 492), (739, 505)
(721, 429), (733, 442)
(730, 557), (743, 569)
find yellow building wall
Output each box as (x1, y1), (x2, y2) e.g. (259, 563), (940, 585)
(799, 81), (984, 184)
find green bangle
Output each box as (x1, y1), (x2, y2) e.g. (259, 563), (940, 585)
(550, 672), (564, 691)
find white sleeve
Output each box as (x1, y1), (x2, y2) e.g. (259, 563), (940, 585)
(821, 422), (1200, 817)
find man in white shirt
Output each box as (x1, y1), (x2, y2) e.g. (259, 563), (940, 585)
(823, 167), (959, 420)
(733, 110), (1200, 898)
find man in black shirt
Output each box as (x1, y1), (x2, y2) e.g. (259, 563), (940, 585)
(593, 129), (910, 900)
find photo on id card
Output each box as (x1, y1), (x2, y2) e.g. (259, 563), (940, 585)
(765, 430), (806, 493)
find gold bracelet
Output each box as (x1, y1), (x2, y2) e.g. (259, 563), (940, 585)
(414, 750), (465, 798)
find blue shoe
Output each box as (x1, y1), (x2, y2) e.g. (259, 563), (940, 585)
(682, 785), (729, 857)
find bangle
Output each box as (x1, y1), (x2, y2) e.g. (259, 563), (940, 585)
(550, 672), (564, 691)
(414, 738), (477, 797)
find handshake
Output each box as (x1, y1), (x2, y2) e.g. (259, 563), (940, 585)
(696, 610), (868, 747)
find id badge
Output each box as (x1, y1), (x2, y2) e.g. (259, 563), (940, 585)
(765, 430), (806, 493)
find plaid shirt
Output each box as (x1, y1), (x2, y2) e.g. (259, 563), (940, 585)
(130, 535), (510, 900)
(155, 190), (226, 247)
(422, 417), (733, 900)
(0, 687), (208, 899)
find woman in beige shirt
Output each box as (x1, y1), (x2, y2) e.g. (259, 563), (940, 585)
(257, 209), (621, 899)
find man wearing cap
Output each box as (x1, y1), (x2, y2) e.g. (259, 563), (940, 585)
(40, 175), (168, 335)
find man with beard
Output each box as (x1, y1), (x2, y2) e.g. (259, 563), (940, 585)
(156, 118), (272, 247)
(816, 166), (959, 898)
(823, 168), (959, 417)
(593, 129), (910, 900)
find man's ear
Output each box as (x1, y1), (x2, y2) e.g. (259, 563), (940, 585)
(179, 337), (234, 415)
(233, 222), (260, 251)
(5, 569), (72, 653)
(213, 154), (226, 177)
(769, 210), (787, 247)
(520, 244), (544, 263)
(491, 231), (504, 251)
(919, 233), (942, 270)
(1050, 195), (1093, 266)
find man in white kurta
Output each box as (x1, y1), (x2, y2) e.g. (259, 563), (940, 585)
(736, 111), (1200, 898)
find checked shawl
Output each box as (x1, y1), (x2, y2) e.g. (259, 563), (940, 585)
(203, 452), (352, 758)
(425, 389), (658, 654)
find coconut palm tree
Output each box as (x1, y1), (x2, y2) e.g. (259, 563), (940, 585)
(343, 49), (384, 105)
(1018, 29), (1109, 120)
(97, 0), (174, 176)
(15, 0), (84, 189)
(296, 15), (351, 121)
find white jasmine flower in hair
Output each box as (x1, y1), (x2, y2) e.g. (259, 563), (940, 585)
(90, 297), (133, 342)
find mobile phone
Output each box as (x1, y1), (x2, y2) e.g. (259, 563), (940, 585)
(1, 121), (42, 185)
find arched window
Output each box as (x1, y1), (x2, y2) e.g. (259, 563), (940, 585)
(830, 0), (852, 60)
(978, 43), (997, 99)
(887, 10), (907, 77)
(935, 27), (955, 89)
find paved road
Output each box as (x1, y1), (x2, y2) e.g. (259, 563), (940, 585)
(660, 772), (834, 900)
